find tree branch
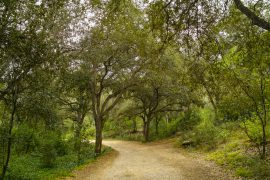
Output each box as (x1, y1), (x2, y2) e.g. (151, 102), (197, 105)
(233, 0), (270, 31)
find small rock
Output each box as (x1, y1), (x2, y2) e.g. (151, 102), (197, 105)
(182, 140), (194, 146)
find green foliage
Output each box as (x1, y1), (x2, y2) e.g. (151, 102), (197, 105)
(208, 142), (270, 179)
(164, 118), (181, 136)
(38, 132), (60, 168)
(13, 123), (36, 154)
(114, 133), (145, 142)
(152, 118), (182, 139)
(1, 0), (270, 179)
(6, 141), (98, 179)
(178, 108), (201, 131)
(104, 117), (142, 138)
(235, 167), (253, 178)
(180, 108), (229, 150)
(241, 116), (270, 145)
(82, 125), (95, 140)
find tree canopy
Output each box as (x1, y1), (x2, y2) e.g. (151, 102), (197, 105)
(1, 0), (270, 179)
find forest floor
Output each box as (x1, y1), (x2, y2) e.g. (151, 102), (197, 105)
(66, 139), (237, 180)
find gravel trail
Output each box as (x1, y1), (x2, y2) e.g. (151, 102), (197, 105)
(67, 139), (235, 180)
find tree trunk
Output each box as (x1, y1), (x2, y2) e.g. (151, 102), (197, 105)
(155, 117), (160, 135)
(261, 123), (266, 159)
(143, 120), (150, 142)
(94, 117), (103, 155)
(259, 78), (267, 159)
(1, 97), (16, 180)
(132, 118), (137, 133)
(74, 119), (83, 161)
(204, 85), (218, 122)
(74, 122), (83, 148)
(25, 133), (33, 154)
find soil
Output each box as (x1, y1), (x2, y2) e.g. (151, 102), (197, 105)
(66, 139), (237, 180)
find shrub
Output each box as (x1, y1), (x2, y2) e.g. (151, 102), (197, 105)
(7, 155), (41, 180)
(178, 108), (201, 131)
(13, 123), (36, 154)
(235, 167), (253, 177)
(115, 132), (144, 141)
(55, 138), (70, 156)
(38, 131), (59, 168)
(252, 160), (270, 179)
(6, 142), (98, 179)
(193, 121), (220, 150)
(241, 116), (270, 145)
(208, 142), (270, 179)
(180, 108), (229, 150)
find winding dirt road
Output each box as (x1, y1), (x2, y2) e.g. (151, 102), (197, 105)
(68, 139), (235, 180)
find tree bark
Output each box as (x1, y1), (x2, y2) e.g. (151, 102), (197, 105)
(1, 94), (16, 180)
(143, 120), (150, 142)
(74, 119), (83, 161)
(261, 124), (266, 159)
(74, 123), (82, 149)
(155, 117), (160, 135)
(259, 76), (267, 159)
(132, 118), (137, 133)
(233, 0), (270, 31)
(94, 117), (103, 154)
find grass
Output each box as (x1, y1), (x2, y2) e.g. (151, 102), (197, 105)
(208, 142), (270, 179)
(178, 118), (270, 179)
(206, 137), (270, 179)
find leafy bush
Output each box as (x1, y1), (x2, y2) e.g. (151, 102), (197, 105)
(55, 138), (71, 156)
(193, 120), (219, 149)
(235, 167), (253, 178)
(6, 142), (99, 180)
(181, 108), (229, 150)
(83, 126), (95, 139)
(7, 155), (43, 180)
(252, 160), (270, 179)
(115, 132), (144, 141)
(13, 123), (36, 154)
(208, 142), (270, 179)
(164, 118), (182, 136)
(178, 108), (201, 131)
(77, 141), (95, 162)
(37, 131), (70, 168)
(39, 132), (58, 168)
(241, 116), (270, 145)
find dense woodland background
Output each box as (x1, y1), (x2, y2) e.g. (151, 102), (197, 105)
(0, 0), (270, 179)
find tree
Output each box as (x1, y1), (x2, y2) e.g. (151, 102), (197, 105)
(226, 40), (270, 158)
(215, 7), (270, 158)
(129, 48), (196, 141)
(56, 69), (91, 160)
(79, 2), (153, 153)
(0, 0), (73, 178)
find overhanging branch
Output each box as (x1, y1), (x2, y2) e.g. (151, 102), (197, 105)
(233, 0), (270, 31)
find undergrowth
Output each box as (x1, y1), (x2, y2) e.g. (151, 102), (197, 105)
(6, 142), (111, 180)
(207, 141), (270, 179)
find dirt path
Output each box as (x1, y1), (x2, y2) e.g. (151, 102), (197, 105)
(67, 139), (235, 180)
